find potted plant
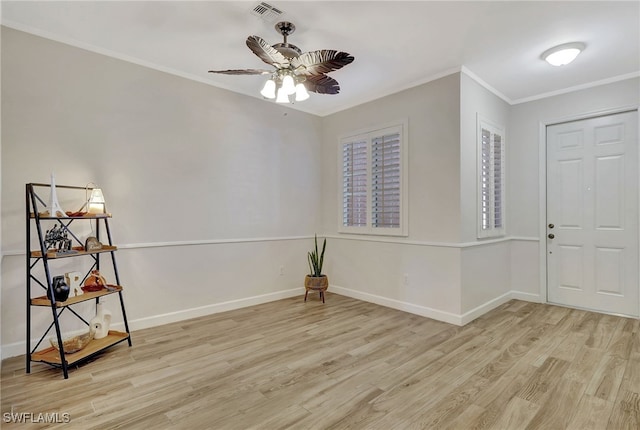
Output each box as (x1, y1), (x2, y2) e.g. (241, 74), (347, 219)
(305, 235), (328, 302)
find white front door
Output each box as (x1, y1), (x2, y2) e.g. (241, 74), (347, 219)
(546, 110), (639, 317)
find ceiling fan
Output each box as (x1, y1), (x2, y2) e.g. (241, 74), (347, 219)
(208, 22), (354, 103)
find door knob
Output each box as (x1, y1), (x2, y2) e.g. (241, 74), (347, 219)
(548, 223), (554, 229)
(548, 233), (555, 239)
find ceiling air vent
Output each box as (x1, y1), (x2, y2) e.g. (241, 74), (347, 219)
(250, 2), (284, 23)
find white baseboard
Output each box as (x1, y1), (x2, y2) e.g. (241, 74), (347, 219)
(510, 290), (542, 303)
(331, 285), (542, 326)
(1, 288), (302, 360)
(329, 285), (464, 325)
(126, 288), (301, 332)
(460, 292), (513, 325)
(2, 287), (543, 359)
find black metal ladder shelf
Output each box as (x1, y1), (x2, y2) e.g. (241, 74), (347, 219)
(25, 183), (132, 379)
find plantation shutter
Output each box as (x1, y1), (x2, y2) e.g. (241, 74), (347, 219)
(342, 138), (368, 227)
(478, 117), (505, 238)
(339, 120), (407, 236)
(481, 128), (492, 231)
(372, 131), (401, 228)
(493, 133), (503, 229)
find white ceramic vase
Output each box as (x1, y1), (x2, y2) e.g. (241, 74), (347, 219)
(90, 302), (112, 339)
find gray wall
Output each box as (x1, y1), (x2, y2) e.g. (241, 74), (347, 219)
(507, 77), (640, 298)
(320, 74), (467, 321)
(2, 24), (638, 356)
(1, 27), (323, 355)
(509, 78), (640, 238)
(322, 74), (462, 243)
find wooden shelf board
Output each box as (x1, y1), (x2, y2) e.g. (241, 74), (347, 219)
(31, 285), (123, 307)
(30, 213), (112, 219)
(31, 331), (129, 366)
(31, 245), (117, 259)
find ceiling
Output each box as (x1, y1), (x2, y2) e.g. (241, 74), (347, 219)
(2, 1), (639, 117)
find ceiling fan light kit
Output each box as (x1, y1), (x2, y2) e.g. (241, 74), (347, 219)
(209, 21), (354, 104)
(260, 78), (276, 98)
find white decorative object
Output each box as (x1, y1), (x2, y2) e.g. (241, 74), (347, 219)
(48, 172), (67, 217)
(90, 302), (112, 340)
(87, 188), (106, 214)
(65, 271), (83, 296)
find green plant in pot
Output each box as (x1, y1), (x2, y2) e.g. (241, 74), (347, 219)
(305, 235), (328, 303)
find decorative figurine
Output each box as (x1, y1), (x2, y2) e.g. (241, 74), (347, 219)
(44, 225), (76, 254)
(48, 173), (67, 217)
(65, 271), (83, 296)
(47, 275), (70, 302)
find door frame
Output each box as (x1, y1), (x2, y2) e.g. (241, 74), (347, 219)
(537, 104), (640, 315)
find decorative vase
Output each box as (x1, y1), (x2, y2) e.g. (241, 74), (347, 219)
(90, 302), (112, 340)
(82, 269), (107, 292)
(47, 275), (70, 302)
(304, 274), (329, 303)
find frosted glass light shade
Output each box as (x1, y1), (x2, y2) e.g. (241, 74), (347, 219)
(275, 87), (289, 103)
(295, 83), (309, 101)
(260, 79), (276, 99)
(542, 42), (585, 66)
(88, 188), (106, 214)
(281, 75), (296, 95)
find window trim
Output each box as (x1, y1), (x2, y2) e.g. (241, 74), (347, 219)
(477, 114), (506, 239)
(338, 119), (409, 237)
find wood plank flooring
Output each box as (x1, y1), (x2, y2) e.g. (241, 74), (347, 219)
(2, 294), (639, 429)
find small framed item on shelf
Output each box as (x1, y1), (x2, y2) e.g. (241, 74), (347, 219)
(84, 236), (103, 252)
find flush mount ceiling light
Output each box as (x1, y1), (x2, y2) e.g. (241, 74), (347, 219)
(542, 42), (585, 66)
(209, 21), (354, 104)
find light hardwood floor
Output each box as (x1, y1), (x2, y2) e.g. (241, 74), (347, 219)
(2, 294), (639, 429)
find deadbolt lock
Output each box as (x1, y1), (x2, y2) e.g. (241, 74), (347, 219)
(548, 223), (554, 229)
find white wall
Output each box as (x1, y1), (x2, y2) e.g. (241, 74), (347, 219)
(3, 25), (637, 359)
(326, 239), (462, 322)
(322, 73), (462, 243)
(510, 78), (640, 238)
(0, 14), (3, 361)
(459, 72), (510, 243)
(459, 72), (512, 313)
(508, 77), (640, 300)
(1, 27), (323, 357)
(321, 73), (465, 321)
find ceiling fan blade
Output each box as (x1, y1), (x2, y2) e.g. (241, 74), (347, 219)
(246, 35), (289, 68)
(291, 50), (354, 75)
(208, 69), (272, 75)
(304, 74), (340, 95)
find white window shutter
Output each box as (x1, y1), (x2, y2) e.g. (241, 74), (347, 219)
(478, 116), (505, 238)
(372, 132), (401, 228)
(493, 133), (504, 229)
(339, 121), (407, 236)
(342, 139), (368, 227)
(481, 128), (492, 231)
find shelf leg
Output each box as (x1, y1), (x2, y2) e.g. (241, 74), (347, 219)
(50, 305), (69, 379)
(26, 184), (32, 373)
(105, 219), (132, 347)
(118, 290), (133, 346)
